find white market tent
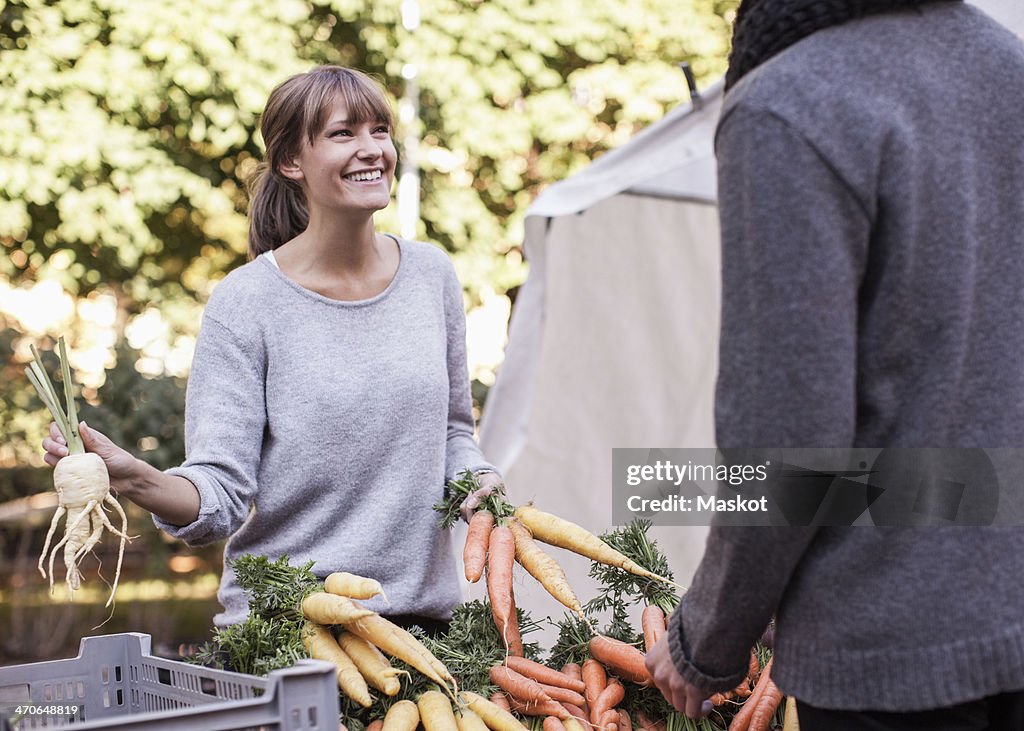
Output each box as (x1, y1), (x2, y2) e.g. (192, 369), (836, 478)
(473, 0), (1023, 624)
(476, 82), (723, 621)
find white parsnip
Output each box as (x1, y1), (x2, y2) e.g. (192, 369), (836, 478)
(28, 338), (129, 607)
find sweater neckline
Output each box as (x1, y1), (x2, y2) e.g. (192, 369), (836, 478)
(258, 234), (405, 307)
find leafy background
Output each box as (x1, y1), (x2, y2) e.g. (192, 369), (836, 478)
(0, 0), (737, 662)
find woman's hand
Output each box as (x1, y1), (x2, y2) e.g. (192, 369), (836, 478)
(459, 470), (505, 523)
(42, 421), (140, 495)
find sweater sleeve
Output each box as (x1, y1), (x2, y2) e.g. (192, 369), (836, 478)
(152, 314), (267, 546)
(666, 106), (870, 690)
(441, 258), (496, 481)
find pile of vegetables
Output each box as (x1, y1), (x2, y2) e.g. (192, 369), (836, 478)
(191, 473), (793, 731)
(25, 337), (130, 608)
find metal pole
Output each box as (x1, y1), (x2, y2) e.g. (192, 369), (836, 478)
(397, 0), (421, 240)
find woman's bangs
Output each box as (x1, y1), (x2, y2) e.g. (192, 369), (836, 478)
(305, 70), (393, 140)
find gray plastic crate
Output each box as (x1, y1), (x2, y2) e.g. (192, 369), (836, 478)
(0, 633), (339, 730)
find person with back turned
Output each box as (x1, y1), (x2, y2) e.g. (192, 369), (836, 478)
(646, 1), (1024, 729)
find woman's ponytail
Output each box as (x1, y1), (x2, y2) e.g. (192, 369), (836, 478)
(246, 162), (308, 259)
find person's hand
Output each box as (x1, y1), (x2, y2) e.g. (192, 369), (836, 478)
(459, 471), (504, 523)
(42, 421), (140, 494)
(645, 634), (713, 720)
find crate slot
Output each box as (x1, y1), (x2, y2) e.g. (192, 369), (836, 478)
(0, 683), (30, 704)
(308, 706), (318, 727)
(200, 677), (218, 696)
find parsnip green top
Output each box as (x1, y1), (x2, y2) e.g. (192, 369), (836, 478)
(154, 236), (493, 626)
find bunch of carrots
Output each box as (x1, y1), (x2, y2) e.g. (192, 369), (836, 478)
(437, 473), (679, 661)
(435, 474), (791, 731)
(203, 484), (791, 731)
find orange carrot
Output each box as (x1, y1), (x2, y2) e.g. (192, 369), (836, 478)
(489, 692), (512, 713)
(709, 690), (735, 706)
(748, 678), (783, 731)
(507, 696), (572, 719)
(561, 704), (587, 726)
(589, 680), (625, 726)
(506, 656), (586, 694)
(543, 717), (567, 731)
(367, 722), (384, 731)
(748, 650), (761, 686)
(634, 711), (654, 731)
(537, 683), (586, 707)
(727, 657), (774, 731)
(711, 668), (755, 706)
(490, 666), (556, 706)
(582, 658), (607, 710)
(486, 526), (523, 656)
(588, 636), (652, 686)
(635, 711), (665, 731)
(464, 511), (494, 583)
(617, 710), (632, 731)
(561, 663), (583, 685)
(599, 709), (619, 731)
(641, 606), (666, 653)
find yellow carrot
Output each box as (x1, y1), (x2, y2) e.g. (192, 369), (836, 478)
(456, 706), (491, 731)
(513, 505), (677, 587)
(337, 631), (404, 695)
(419, 690), (460, 731)
(460, 691), (530, 731)
(344, 613), (456, 694)
(301, 623), (372, 707)
(383, 700), (420, 731)
(508, 519), (585, 618)
(325, 571), (388, 601)
(302, 592), (375, 625)
(783, 696), (800, 731)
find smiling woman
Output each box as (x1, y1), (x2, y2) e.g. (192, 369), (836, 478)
(41, 65), (505, 632)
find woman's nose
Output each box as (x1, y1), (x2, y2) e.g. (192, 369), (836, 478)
(355, 133), (383, 158)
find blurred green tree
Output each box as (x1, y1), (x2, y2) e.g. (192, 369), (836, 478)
(0, 0), (737, 464)
(0, 0), (738, 658)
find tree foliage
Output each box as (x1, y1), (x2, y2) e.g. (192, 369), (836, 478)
(0, 0), (738, 470)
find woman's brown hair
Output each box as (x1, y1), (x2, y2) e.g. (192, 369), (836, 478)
(246, 66), (394, 258)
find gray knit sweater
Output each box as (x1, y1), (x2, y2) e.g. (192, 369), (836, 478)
(154, 236), (493, 626)
(668, 3), (1024, 712)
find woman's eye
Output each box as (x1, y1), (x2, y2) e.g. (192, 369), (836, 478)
(373, 126), (390, 135)
(331, 129), (352, 137)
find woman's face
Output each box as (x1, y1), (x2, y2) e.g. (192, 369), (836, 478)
(285, 94), (397, 216)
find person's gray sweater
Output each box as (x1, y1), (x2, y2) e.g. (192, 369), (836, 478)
(668, 3), (1024, 712)
(154, 237), (493, 626)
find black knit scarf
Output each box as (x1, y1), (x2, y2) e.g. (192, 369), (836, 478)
(725, 0), (965, 90)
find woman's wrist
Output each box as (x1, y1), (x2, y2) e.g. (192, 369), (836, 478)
(113, 459), (201, 527)
(109, 457), (153, 501)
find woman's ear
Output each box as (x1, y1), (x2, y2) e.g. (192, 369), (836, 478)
(278, 156), (304, 182)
